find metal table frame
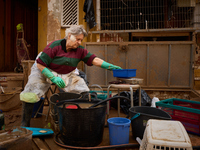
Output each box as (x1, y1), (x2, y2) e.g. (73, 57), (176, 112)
(107, 84), (141, 119)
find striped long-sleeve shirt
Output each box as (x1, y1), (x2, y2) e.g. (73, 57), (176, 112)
(36, 39), (96, 74)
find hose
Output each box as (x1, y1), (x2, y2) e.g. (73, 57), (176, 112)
(193, 146), (200, 150)
(54, 133), (140, 150)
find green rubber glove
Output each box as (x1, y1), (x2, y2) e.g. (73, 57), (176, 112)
(101, 61), (122, 71)
(41, 68), (66, 88)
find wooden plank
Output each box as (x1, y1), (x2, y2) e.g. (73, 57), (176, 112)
(0, 72), (24, 77)
(194, 69), (200, 77)
(44, 136), (66, 150)
(32, 140), (40, 150)
(7, 76), (24, 80)
(33, 137), (50, 150)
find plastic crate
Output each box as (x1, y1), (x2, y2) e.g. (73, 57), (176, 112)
(140, 119), (193, 150)
(113, 69), (136, 78)
(156, 98), (200, 135)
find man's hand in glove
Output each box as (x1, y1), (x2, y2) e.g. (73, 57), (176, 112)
(101, 61), (122, 71)
(41, 68), (66, 88)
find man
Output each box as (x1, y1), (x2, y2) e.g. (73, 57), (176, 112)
(20, 25), (122, 127)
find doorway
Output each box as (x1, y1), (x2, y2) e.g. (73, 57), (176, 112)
(1, 0), (38, 72)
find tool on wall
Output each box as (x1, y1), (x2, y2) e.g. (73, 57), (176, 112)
(0, 84), (5, 94)
(15, 23), (31, 73)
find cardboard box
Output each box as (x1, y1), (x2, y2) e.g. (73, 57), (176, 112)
(7, 77), (24, 88)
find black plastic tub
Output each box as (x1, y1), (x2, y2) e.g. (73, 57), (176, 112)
(129, 106), (172, 139)
(56, 98), (107, 147)
(50, 92), (82, 122)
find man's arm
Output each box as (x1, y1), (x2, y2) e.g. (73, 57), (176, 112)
(92, 57), (104, 67)
(92, 57), (122, 70)
(37, 63), (46, 72)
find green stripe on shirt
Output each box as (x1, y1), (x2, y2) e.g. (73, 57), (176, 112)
(49, 39), (62, 49)
(39, 52), (53, 66)
(52, 56), (80, 67)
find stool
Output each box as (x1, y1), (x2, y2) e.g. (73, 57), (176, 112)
(34, 84), (58, 121)
(107, 84), (141, 119)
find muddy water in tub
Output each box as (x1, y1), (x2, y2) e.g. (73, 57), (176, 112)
(59, 103), (103, 109)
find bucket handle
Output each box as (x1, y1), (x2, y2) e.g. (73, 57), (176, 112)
(130, 113), (140, 121)
(82, 92), (98, 100)
(90, 84), (104, 94)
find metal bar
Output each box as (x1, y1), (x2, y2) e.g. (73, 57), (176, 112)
(147, 44), (149, 86)
(139, 86), (141, 106)
(139, 85), (191, 88)
(107, 85), (112, 120)
(125, 47), (128, 69)
(105, 44), (108, 85)
(96, 0), (100, 42)
(84, 45), (88, 76)
(130, 87), (133, 107)
(168, 44), (171, 87)
(84, 41), (194, 45)
(190, 44), (194, 88)
(118, 88), (120, 117)
(90, 28), (198, 34)
(102, 85), (191, 89)
(108, 84), (141, 89)
(101, 86), (192, 91)
(34, 99), (45, 118)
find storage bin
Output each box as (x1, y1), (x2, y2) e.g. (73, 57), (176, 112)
(7, 76), (24, 88)
(140, 119), (193, 150)
(129, 106), (171, 139)
(113, 69), (137, 78)
(156, 98), (200, 135)
(0, 127), (33, 150)
(0, 87), (22, 111)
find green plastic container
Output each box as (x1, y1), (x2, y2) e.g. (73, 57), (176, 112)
(90, 91), (112, 100)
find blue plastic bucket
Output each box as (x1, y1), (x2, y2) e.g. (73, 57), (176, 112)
(107, 117), (131, 145)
